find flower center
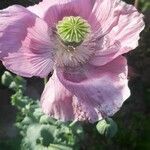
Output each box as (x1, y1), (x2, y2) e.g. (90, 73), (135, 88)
(54, 16), (93, 67)
(56, 16), (91, 46)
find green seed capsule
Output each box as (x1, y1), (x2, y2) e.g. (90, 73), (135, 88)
(56, 16), (91, 45)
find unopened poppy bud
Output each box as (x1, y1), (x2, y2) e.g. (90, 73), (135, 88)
(96, 117), (118, 138)
(1, 71), (14, 87)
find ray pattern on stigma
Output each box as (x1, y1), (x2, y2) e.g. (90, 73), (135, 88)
(56, 16), (91, 45)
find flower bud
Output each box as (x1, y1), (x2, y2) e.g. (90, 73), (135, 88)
(1, 71), (14, 88)
(1, 71), (26, 91)
(96, 117), (118, 138)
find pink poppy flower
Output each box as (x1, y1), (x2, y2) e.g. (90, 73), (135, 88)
(0, 0), (144, 122)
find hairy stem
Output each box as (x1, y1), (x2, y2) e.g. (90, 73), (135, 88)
(69, 120), (78, 128)
(134, 0), (139, 8)
(44, 77), (48, 85)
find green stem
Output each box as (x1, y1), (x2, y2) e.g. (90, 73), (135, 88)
(44, 77), (48, 85)
(134, 0), (139, 8)
(69, 120), (78, 128)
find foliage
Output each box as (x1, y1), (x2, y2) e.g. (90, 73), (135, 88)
(0, 0), (150, 150)
(1, 71), (84, 150)
(139, 0), (150, 11)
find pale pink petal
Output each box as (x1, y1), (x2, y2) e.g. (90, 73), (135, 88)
(28, 0), (94, 27)
(72, 97), (101, 122)
(89, 1), (144, 66)
(57, 56), (130, 120)
(41, 72), (99, 122)
(0, 5), (34, 58)
(88, 0), (119, 33)
(109, 1), (145, 55)
(0, 5), (54, 77)
(41, 72), (74, 121)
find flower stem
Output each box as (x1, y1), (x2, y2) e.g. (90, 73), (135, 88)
(44, 77), (48, 85)
(134, 0), (139, 8)
(69, 120), (78, 128)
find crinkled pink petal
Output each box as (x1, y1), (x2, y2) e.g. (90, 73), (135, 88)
(41, 72), (99, 122)
(28, 0), (94, 27)
(57, 56), (130, 121)
(0, 5), (34, 58)
(41, 72), (74, 121)
(88, 0), (119, 33)
(0, 5), (54, 77)
(89, 1), (145, 66)
(72, 97), (101, 122)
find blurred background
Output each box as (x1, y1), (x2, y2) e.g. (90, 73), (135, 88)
(0, 0), (150, 150)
